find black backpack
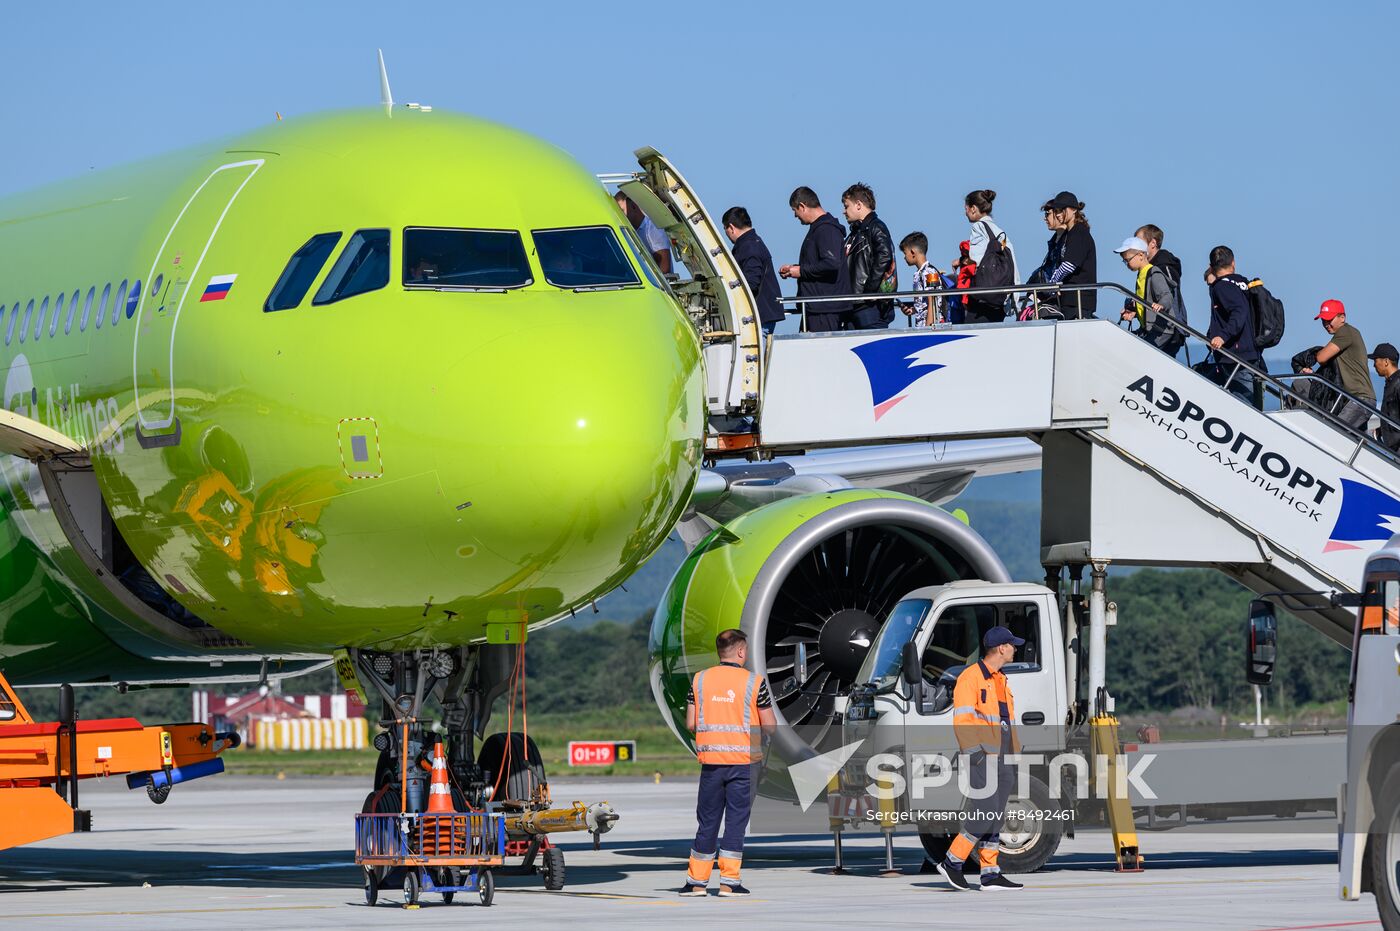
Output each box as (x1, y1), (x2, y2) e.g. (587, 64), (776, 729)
(1247, 278), (1286, 350)
(975, 221), (1015, 290)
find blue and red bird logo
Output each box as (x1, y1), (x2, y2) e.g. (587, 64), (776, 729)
(1325, 478), (1400, 553)
(849, 333), (972, 420)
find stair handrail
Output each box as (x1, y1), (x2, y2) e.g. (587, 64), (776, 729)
(774, 281), (1400, 470)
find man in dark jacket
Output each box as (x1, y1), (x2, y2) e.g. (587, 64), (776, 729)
(780, 187), (851, 332)
(1205, 245), (1261, 406)
(723, 206), (784, 335)
(1369, 343), (1400, 452)
(840, 183), (895, 329)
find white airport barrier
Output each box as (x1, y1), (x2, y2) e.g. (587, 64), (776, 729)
(254, 716), (369, 751)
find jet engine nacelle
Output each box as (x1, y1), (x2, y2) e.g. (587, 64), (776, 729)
(648, 489), (1009, 765)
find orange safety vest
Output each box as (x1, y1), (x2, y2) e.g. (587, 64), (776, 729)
(692, 665), (763, 765)
(952, 661), (1019, 755)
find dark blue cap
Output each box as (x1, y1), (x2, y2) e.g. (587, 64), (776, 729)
(983, 626), (1025, 649)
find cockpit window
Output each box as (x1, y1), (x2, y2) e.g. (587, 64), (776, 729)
(313, 228), (390, 306)
(403, 228), (532, 290)
(266, 232), (342, 312)
(620, 224), (663, 289)
(532, 226), (641, 290)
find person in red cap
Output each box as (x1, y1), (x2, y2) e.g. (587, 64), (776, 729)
(1302, 300), (1375, 431)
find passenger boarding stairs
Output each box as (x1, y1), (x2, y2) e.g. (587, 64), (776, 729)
(757, 284), (1400, 645)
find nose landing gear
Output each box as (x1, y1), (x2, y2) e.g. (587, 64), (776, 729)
(345, 644), (618, 892)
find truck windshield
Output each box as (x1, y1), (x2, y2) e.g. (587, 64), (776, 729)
(858, 599), (932, 692)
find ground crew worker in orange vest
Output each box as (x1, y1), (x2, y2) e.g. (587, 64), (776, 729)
(679, 628), (776, 897)
(936, 626), (1026, 892)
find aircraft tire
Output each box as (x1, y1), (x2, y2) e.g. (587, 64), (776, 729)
(1368, 765), (1400, 930)
(478, 732), (547, 803)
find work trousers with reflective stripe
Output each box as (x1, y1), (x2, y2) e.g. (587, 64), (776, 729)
(687, 763), (755, 886)
(946, 752), (1014, 875)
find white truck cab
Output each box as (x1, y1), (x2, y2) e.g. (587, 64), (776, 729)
(839, 581), (1071, 872)
(850, 581), (1068, 738)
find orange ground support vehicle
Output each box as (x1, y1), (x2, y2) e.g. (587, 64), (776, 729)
(0, 668), (239, 851)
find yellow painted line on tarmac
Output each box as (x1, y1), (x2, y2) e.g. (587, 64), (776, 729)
(1028, 875), (1308, 890)
(508, 889), (682, 904)
(8, 905), (336, 919)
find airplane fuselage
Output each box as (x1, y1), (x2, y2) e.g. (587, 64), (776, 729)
(0, 109), (704, 683)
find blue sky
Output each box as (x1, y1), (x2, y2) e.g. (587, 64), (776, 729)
(3, 0), (1394, 358)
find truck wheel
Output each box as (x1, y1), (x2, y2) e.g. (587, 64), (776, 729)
(542, 845), (566, 890)
(995, 775), (1063, 875)
(1368, 766), (1400, 930)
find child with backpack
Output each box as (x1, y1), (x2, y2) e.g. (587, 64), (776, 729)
(1114, 235), (1185, 357)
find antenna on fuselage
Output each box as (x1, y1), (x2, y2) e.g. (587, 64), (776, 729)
(377, 48), (394, 113)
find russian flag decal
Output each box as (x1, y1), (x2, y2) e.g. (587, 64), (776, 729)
(200, 274), (237, 302)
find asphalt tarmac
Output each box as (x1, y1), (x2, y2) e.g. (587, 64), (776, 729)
(0, 775), (1373, 929)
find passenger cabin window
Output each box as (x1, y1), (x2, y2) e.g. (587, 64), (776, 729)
(313, 228), (390, 306)
(70, 289), (90, 335)
(920, 601), (1042, 683)
(403, 228), (531, 290)
(33, 297), (49, 341)
(86, 284), (108, 332)
(5, 303), (18, 346)
(53, 291), (74, 337)
(19, 300), (32, 342)
(265, 232), (342, 312)
(120, 280), (139, 323)
(533, 226), (640, 290)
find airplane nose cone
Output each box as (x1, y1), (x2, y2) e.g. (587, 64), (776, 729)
(437, 300), (703, 616)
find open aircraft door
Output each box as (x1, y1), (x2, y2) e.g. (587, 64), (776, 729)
(616, 149), (763, 454)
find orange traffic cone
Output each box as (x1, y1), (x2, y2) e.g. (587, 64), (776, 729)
(427, 742), (453, 813)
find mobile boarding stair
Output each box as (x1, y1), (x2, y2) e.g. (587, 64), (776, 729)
(759, 281), (1400, 649)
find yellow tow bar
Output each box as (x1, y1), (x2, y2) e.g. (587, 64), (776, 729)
(1090, 713), (1143, 872)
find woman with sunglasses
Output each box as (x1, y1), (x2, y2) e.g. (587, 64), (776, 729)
(1027, 192), (1097, 319)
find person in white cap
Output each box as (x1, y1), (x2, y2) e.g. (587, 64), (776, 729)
(1114, 236), (1182, 357)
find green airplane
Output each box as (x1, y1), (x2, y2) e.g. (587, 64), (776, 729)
(0, 96), (1033, 811)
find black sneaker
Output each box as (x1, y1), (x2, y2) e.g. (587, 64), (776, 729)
(678, 884), (707, 897)
(718, 883), (750, 897)
(978, 872), (1023, 891)
(937, 859), (971, 892)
